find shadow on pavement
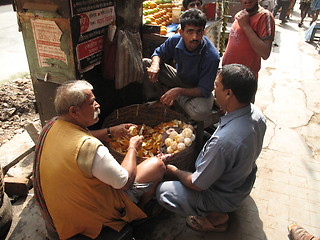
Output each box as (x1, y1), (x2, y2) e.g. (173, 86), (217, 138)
(0, 0), (12, 6)
(133, 196), (266, 240)
(7, 196), (47, 240)
(6, 191), (266, 240)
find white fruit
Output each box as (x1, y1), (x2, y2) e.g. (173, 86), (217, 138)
(175, 133), (185, 143)
(169, 130), (178, 139)
(167, 146), (174, 153)
(184, 137), (192, 146)
(165, 138), (173, 147)
(190, 134), (195, 141)
(170, 141), (178, 150)
(177, 142), (186, 151)
(182, 128), (193, 138)
(128, 126), (138, 136)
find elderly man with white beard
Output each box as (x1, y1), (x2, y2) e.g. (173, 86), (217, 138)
(33, 80), (167, 239)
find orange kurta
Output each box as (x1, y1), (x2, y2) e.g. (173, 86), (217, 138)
(40, 120), (146, 239)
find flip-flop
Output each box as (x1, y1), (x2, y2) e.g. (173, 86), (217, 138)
(186, 216), (228, 232)
(287, 223), (316, 240)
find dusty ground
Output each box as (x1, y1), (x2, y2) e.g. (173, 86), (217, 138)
(0, 76), (39, 147)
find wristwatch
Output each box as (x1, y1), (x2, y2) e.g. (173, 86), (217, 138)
(106, 128), (112, 138)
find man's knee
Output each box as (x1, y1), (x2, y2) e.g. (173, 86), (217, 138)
(156, 182), (173, 206)
(186, 108), (211, 122)
(177, 94), (214, 122)
(147, 157), (166, 176)
(179, 99), (212, 122)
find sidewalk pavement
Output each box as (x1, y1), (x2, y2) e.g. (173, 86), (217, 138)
(250, 11), (320, 240)
(5, 5), (320, 240)
(0, 4), (29, 83)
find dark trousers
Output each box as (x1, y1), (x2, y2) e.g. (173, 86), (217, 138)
(273, 0), (291, 21)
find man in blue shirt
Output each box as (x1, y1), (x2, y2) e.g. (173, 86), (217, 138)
(156, 64), (266, 232)
(143, 9), (220, 127)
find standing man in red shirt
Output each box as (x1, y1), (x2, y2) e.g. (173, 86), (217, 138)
(222, 0), (275, 81)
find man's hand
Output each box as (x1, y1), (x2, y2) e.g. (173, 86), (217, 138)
(89, 124), (136, 142)
(110, 123), (136, 138)
(236, 10), (250, 29)
(160, 88), (181, 106)
(157, 153), (174, 164)
(128, 135), (143, 151)
(166, 164), (203, 191)
(147, 65), (160, 83)
(166, 164), (178, 175)
(147, 55), (161, 83)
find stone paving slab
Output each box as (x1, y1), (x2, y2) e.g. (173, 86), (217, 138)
(6, 193), (47, 240)
(0, 131), (35, 175)
(255, 18), (320, 235)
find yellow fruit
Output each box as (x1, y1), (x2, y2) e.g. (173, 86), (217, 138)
(160, 28), (167, 35)
(149, 16), (156, 22)
(144, 18), (152, 24)
(149, 2), (157, 8)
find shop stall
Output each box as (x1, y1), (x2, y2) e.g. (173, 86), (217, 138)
(141, 0), (232, 57)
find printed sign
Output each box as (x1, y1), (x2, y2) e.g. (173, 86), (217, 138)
(79, 7), (115, 34)
(70, 0), (113, 16)
(71, 0), (115, 73)
(31, 19), (67, 67)
(77, 36), (104, 71)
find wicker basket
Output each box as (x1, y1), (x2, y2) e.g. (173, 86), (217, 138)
(103, 104), (197, 171)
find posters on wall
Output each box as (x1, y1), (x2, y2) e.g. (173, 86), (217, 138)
(31, 19), (68, 68)
(30, 1), (115, 73)
(71, 0), (115, 73)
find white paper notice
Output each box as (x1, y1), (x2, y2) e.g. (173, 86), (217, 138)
(31, 19), (68, 67)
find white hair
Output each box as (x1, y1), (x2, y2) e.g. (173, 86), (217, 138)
(54, 80), (93, 115)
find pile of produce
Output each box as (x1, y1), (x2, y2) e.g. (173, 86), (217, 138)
(108, 119), (195, 158)
(143, 0), (175, 34)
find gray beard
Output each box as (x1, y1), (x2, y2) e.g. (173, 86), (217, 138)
(94, 108), (100, 119)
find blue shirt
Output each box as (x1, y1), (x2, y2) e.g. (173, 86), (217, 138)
(152, 34), (220, 98)
(192, 104), (266, 211)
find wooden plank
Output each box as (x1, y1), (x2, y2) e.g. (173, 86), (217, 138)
(22, 2), (59, 12)
(0, 131), (35, 175)
(24, 121), (42, 144)
(6, 152), (34, 179)
(4, 176), (32, 196)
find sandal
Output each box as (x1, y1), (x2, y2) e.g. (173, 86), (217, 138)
(288, 223), (317, 240)
(186, 216), (228, 232)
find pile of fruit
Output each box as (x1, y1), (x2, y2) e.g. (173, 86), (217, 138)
(108, 119), (195, 159)
(143, 0), (175, 31)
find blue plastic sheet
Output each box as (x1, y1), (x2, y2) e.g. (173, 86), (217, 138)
(167, 23), (179, 32)
(305, 22), (316, 42)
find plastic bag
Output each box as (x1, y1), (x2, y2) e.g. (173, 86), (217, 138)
(114, 30), (144, 89)
(305, 22), (316, 42)
(101, 25), (117, 80)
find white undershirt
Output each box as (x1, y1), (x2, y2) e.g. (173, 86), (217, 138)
(91, 145), (128, 189)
